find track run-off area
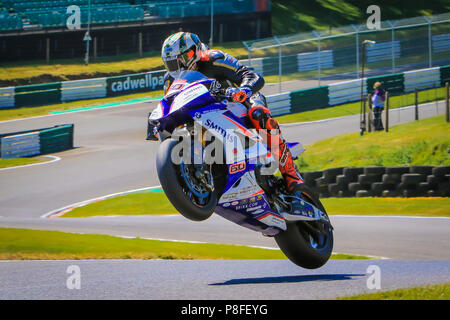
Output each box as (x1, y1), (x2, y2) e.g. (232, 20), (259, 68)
(0, 81), (449, 299)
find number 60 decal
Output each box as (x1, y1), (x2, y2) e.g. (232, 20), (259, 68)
(229, 160), (246, 174)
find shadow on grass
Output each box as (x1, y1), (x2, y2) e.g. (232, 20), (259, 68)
(209, 273), (366, 286)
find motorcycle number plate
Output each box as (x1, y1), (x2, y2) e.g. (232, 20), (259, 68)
(229, 161), (246, 174)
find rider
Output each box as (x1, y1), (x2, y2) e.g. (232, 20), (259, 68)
(152, 32), (304, 194)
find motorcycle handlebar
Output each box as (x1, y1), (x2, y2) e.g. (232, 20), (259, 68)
(213, 88), (251, 108)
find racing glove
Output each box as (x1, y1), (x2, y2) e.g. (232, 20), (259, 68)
(226, 86), (253, 103)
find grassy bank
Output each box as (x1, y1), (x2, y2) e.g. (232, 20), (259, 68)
(0, 228), (367, 260)
(321, 197), (450, 217)
(63, 190), (177, 218)
(297, 115), (449, 171)
(60, 115), (449, 218)
(0, 157), (46, 169)
(336, 283), (450, 300)
(271, 0), (450, 35)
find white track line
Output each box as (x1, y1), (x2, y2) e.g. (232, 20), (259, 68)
(114, 235), (388, 259)
(40, 185), (161, 218)
(0, 98), (159, 124)
(0, 155), (61, 172)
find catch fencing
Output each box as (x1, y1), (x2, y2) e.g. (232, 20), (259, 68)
(243, 13), (450, 92)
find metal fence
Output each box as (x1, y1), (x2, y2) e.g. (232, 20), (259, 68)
(243, 13), (450, 93)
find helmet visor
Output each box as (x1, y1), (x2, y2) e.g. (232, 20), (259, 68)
(163, 57), (182, 72)
(180, 49), (196, 69)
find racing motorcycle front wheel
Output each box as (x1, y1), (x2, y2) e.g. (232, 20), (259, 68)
(274, 184), (334, 269)
(156, 138), (217, 221)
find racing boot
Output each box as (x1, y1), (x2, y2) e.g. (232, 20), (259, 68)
(248, 104), (305, 193)
(278, 141), (304, 192)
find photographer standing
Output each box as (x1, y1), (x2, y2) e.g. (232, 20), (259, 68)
(372, 81), (386, 131)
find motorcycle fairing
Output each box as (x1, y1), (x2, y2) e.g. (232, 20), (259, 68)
(189, 104), (287, 232)
(152, 75), (288, 232)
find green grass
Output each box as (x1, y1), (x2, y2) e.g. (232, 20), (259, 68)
(0, 90), (163, 122)
(336, 283), (450, 300)
(275, 87), (447, 123)
(0, 157), (46, 169)
(322, 197), (450, 217)
(0, 228), (367, 260)
(271, 0), (450, 35)
(297, 115), (450, 171)
(62, 189), (450, 218)
(63, 190), (177, 218)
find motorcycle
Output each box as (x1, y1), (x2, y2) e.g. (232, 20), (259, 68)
(149, 70), (333, 269)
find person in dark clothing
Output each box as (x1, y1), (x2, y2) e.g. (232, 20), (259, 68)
(148, 32), (304, 192)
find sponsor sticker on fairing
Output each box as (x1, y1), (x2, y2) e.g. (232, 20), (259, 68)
(257, 213), (286, 230)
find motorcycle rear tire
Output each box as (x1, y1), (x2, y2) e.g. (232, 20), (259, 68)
(274, 184), (333, 269)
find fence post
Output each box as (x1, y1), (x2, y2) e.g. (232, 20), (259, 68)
(317, 36), (321, 87)
(424, 16), (432, 68)
(367, 93), (373, 132)
(385, 91), (389, 132)
(93, 37), (97, 60)
(446, 82), (449, 123)
(46, 38), (50, 63)
(362, 98), (367, 134)
(415, 88), (419, 120)
(273, 36), (282, 93)
(355, 28), (359, 78)
(387, 20), (396, 73)
(138, 32), (143, 58)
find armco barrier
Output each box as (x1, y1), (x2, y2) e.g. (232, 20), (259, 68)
(61, 78), (107, 101)
(403, 67), (441, 92)
(297, 50), (334, 72)
(14, 82), (61, 108)
(328, 79), (367, 106)
(242, 58), (264, 76)
(1, 64), (448, 115)
(440, 65), (450, 86)
(265, 92), (291, 116)
(289, 86), (329, 113)
(0, 132), (40, 159)
(39, 124), (74, 155)
(366, 72), (404, 96)
(0, 86), (14, 108)
(0, 124), (74, 159)
(366, 41), (401, 63)
(301, 166), (450, 198)
(432, 33), (450, 53)
(266, 65), (446, 116)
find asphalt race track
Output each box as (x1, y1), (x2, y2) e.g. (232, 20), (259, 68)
(1, 260), (449, 299)
(0, 99), (446, 218)
(1, 214), (450, 260)
(0, 83), (449, 299)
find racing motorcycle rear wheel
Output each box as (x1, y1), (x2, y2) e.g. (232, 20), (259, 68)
(156, 138), (217, 221)
(274, 184), (333, 269)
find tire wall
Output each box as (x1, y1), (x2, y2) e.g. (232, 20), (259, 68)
(301, 166), (450, 198)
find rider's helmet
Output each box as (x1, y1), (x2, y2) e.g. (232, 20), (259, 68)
(161, 32), (202, 72)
